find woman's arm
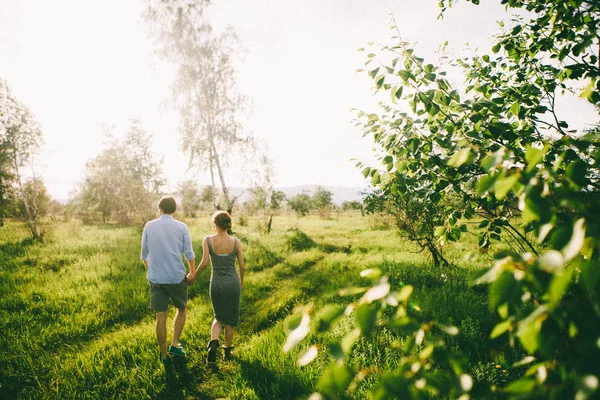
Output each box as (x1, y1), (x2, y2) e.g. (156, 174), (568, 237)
(236, 238), (245, 289)
(189, 237), (210, 282)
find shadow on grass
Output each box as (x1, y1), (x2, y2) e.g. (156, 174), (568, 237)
(0, 237), (36, 269)
(157, 357), (212, 400)
(240, 237), (283, 272)
(238, 359), (310, 399)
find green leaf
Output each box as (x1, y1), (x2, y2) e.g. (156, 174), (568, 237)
(398, 70), (413, 82)
(477, 174), (498, 195)
(525, 145), (545, 172)
(522, 191), (552, 224)
(362, 167), (371, 179)
(490, 270), (517, 309)
(339, 287), (367, 296)
(434, 226), (446, 236)
(448, 147), (475, 168)
(371, 170), (381, 185)
(562, 218), (586, 261)
(397, 285), (414, 302)
(494, 174), (519, 200)
(566, 160), (587, 187)
(341, 328), (361, 353)
(516, 306), (547, 354)
(318, 304), (347, 332)
(283, 312), (310, 352)
(316, 364), (354, 396)
(355, 303), (379, 337)
(491, 319), (512, 339)
(547, 266), (573, 310)
(369, 67), (380, 79)
(506, 378), (537, 394)
(395, 85), (403, 99)
(581, 260), (600, 293)
(510, 102), (521, 116)
(360, 268), (382, 280)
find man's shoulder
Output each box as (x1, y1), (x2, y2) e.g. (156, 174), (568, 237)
(172, 218), (190, 230)
(144, 218), (161, 228)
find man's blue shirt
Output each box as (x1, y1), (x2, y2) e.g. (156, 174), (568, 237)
(141, 214), (195, 284)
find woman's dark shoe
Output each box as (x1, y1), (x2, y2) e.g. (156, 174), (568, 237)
(206, 339), (220, 363)
(223, 346), (234, 361)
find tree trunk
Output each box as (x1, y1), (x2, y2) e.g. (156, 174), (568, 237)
(426, 239), (448, 268)
(0, 178), (4, 227)
(208, 145), (219, 210)
(267, 213), (273, 234)
(12, 154), (42, 241)
(209, 136), (233, 214)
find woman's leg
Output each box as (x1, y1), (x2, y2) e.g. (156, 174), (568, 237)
(224, 325), (235, 347)
(211, 319), (223, 340)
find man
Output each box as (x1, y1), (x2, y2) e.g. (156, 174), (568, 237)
(141, 196), (195, 363)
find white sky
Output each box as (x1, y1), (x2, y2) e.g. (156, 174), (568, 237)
(0, 0), (597, 199)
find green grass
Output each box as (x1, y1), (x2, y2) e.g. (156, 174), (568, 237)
(0, 212), (511, 399)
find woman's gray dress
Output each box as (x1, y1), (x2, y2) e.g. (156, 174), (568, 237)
(208, 236), (241, 327)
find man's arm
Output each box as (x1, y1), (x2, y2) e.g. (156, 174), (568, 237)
(183, 225), (197, 283)
(141, 226), (149, 270)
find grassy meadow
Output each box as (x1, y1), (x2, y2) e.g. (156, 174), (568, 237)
(0, 212), (516, 399)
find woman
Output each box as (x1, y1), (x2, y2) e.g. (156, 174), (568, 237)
(191, 211), (245, 362)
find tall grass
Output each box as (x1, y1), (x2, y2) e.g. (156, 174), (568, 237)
(0, 213), (507, 399)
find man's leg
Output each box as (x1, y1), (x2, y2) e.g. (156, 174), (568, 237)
(156, 311), (168, 359)
(171, 306), (186, 348)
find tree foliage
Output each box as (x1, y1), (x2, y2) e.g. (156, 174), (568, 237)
(17, 178), (50, 222)
(288, 1), (600, 398)
(75, 121), (164, 225)
(288, 193), (311, 217)
(0, 78), (45, 239)
(145, 0), (251, 214)
(177, 179), (202, 217)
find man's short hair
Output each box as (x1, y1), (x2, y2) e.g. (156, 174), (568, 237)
(159, 196), (177, 214)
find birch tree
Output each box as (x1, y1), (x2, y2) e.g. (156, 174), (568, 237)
(145, 0), (251, 214)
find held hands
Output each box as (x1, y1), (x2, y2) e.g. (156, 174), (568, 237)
(187, 272), (196, 286)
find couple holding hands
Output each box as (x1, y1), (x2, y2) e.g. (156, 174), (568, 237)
(141, 196), (245, 364)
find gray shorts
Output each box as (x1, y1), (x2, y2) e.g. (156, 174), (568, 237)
(149, 278), (188, 312)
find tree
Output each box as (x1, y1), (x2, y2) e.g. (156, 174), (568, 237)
(17, 178), (50, 222)
(363, 187), (452, 267)
(199, 185), (215, 209)
(270, 190), (286, 210)
(145, 0), (252, 214)
(0, 78), (44, 239)
(288, 193), (311, 217)
(288, 1), (600, 398)
(341, 200), (362, 211)
(177, 179), (202, 217)
(311, 186), (334, 218)
(76, 121), (164, 225)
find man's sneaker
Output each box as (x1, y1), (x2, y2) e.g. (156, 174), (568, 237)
(168, 344), (186, 356)
(206, 339), (220, 363)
